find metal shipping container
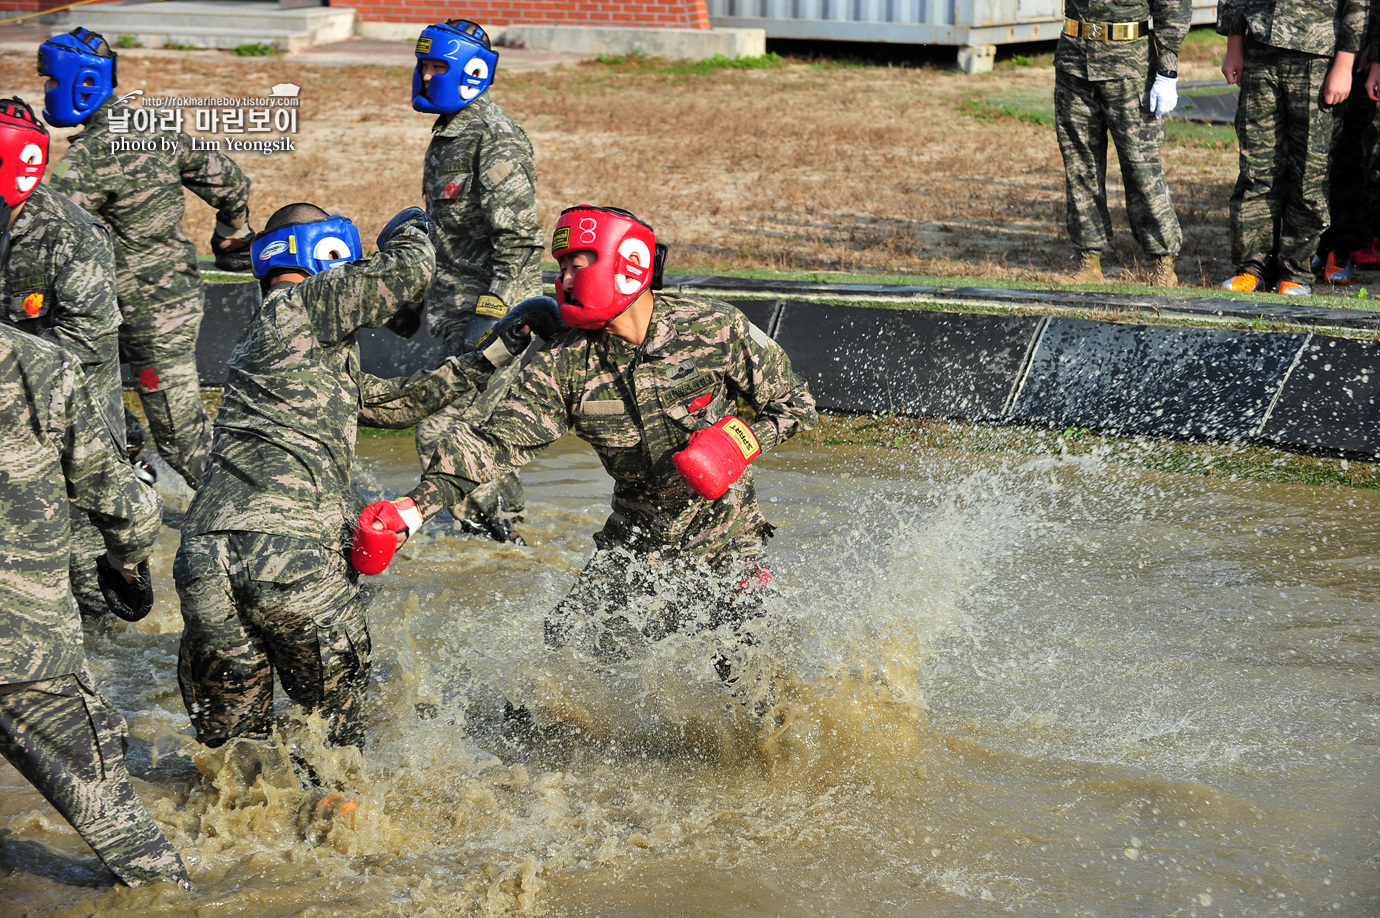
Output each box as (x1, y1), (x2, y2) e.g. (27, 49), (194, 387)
(708, 0), (1219, 70)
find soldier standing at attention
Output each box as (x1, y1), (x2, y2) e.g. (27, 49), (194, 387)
(174, 204), (469, 752)
(353, 206), (817, 694)
(1219, 0), (1369, 295)
(0, 97), (127, 618)
(1056, 0), (1191, 285)
(1, 323), (190, 888)
(404, 19), (544, 543)
(41, 27), (253, 489)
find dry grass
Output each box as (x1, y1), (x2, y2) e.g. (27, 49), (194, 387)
(0, 34), (1242, 284)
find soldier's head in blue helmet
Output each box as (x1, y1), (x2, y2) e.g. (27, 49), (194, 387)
(251, 202), (363, 294)
(412, 19), (498, 115)
(37, 27), (117, 128)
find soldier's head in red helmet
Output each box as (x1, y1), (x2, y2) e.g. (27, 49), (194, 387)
(0, 97), (48, 219)
(550, 205), (667, 333)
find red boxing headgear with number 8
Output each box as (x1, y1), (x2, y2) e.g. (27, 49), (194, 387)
(0, 98), (48, 208)
(551, 205), (658, 330)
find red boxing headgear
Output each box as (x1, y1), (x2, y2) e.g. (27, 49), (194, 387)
(551, 205), (657, 330)
(0, 98), (48, 208)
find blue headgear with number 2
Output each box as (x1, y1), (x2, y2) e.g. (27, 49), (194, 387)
(37, 28), (117, 128)
(251, 216), (362, 279)
(412, 20), (498, 115)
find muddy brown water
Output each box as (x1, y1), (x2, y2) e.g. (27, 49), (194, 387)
(2, 435), (1377, 916)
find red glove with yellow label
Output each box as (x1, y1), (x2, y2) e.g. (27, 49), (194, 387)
(351, 497), (424, 575)
(672, 416), (761, 501)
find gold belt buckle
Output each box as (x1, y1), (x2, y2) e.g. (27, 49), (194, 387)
(1110, 22), (1137, 41)
(1085, 21), (1105, 40)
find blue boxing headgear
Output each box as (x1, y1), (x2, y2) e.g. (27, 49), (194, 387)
(412, 20), (498, 115)
(37, 28), (117, 128)
(251, 216), (362, 280)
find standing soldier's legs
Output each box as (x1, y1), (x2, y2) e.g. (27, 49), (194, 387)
(1277, 54), (1337, 286)
(1230, 47), (1288, 277)
(175, 535), (275, 747)
(1055, 69), (1114, 257)
(415, 313), (524, 537)
(1319, 87), (1376, 262)
(121, 288), (211, 490)
(1103, 75), (1182, 260)
(0, 671), (189, 887)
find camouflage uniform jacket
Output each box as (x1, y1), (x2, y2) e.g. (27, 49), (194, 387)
(1055, 0), (1193, 81)
(410, 294), (819, 559)
(181, 226), (470, 553)
(50, 98), (251, 307)
(1217, 0), (1369, 56)
(0, 325), (161, 683)
(424, 94), (543, 321)
(1, 182), (122, 444)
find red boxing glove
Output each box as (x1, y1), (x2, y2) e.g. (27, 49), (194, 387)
(673, 416), (762, 501)
(351, 498), (423, 575)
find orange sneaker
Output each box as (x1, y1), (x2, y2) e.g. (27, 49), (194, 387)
(1219, 273), (1260, 292)
(1277, 280), (1312, 296)
(1323, 251), (1354, 284)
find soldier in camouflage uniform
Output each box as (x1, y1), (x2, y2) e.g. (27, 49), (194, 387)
(174, 204), (469, 751)
(1055, 0), (1191, 286)
(358, 206), (816, 677)
(0, 98), (124, 619)
(408, 19), (544, 541)
(42, 28), (253, 489)
(1218, 0), (1369, 295)
(0, 324), (189, 888)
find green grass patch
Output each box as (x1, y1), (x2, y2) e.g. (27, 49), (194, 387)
(960, 90), (1054, 126)
(165, 42), (198, 51)
(591, 52), (785, 75)
(812, 415), (1379, 490)
(1165, 120), (1236, 147)
(232, 43), (283, 57)
(115, 34), (142, 49)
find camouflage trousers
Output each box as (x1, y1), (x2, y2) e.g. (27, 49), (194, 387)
(121, 287), (211, 491)
(1320, 84), (1380, 258)
(415, 312), (525, 524)
(544, 544), (772, 682)
(1230, 43), (1336, 285)
(174, 532), (370, 750)
(1055, 68), (1182, 258)
(70, 508), (108, 619)
(0, 669), (188, 887)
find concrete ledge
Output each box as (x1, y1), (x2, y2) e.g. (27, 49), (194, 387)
(187, 277), (1380, 461)
(356, 21), (766, 60)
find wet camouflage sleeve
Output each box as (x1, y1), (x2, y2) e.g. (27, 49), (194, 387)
(423, 95), (544, 326)
(358, 356), (479, 429)
(1055, 0), (1190, 81)
(0, 326), (161, 683)
(1, 183), (123, 447)
(0, 670), (189, 887)
(50, 99), (249, 305)
(410, 295), (817, 559)
(181, 226), (439, 551)
(1217, 0), (1369, 56)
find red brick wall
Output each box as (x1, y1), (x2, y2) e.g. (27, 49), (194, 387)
(349, 1), (711, 29)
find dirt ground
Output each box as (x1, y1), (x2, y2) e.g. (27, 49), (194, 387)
(0, 34), (1249, 287)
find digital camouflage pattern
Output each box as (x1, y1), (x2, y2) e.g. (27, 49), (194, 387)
(417, 94), (544, 524)
(422, 93), (543, 335)
(51, 98), (253, 488)
(1053, 0), (1190, 259)
(0, 324), (160, 685)
(176, 225), (466, 748)
(0, 670), (188, 887)
(2, 181), (123, 447)
(1217, 0), (1369, 58)
(180, 224), (456, 552)
(175, 532), (369, 749)
(409, 293), (818, 562)
(1055, 69), (1183, 257)
(1227, 45), (1339, 283)
(1055, 0), (1193, 82)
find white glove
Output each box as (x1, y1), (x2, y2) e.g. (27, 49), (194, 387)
(1147, 74), (1178, 119)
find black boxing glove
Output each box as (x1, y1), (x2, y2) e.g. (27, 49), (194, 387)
(474, 296), (563, 368)
(96, 554), (154, 623)
(385, 302), (424, 338)
(377, 207), (434, 249)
